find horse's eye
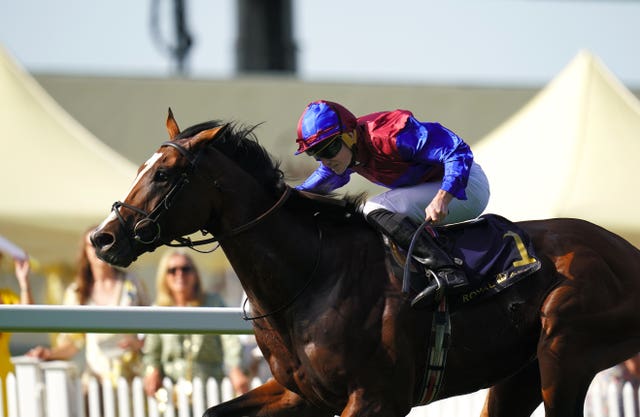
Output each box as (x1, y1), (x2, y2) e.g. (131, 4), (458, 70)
(154, 170), (169, 182)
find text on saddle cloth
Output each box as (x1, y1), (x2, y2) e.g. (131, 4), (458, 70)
(431, 214), (542, 305)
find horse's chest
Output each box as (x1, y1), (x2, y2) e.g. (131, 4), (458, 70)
(267, 345), (346, 407)
(268, 335), (344, 376)
(257, 324), (350, 401)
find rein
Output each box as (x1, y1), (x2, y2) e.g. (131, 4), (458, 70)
(403, 219), (435, 293)
(111, 140), (292, 250)
(167, 185), (292, 250)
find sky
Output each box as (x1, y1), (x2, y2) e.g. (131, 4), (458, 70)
(1, 0), (639, 88)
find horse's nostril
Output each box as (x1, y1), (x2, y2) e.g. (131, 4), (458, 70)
(91, 231), (114, 249)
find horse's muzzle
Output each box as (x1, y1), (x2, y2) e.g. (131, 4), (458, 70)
(90, 228), (138, 268)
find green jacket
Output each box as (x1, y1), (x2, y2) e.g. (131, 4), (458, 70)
(142, 293), (243, 382)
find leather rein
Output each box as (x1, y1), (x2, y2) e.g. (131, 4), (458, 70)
(110, 140), (292, 250)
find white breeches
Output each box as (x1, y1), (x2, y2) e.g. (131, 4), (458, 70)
(362, 162), (490, 225)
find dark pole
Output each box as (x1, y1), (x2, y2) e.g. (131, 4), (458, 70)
(150, 0), (193, 76)
(172, 0), (193, 74)
(236, 0), (296, 74)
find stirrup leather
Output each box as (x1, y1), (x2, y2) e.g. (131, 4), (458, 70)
(426, 269), (443, 293)
(411, 270), (444, 309)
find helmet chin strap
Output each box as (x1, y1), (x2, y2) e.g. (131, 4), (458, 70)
(345, 130), (361, 168)
(341, 129), (357, 149)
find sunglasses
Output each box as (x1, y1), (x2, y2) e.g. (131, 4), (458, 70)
(167, 266), (193, 275)
(305, 137), (343, 160)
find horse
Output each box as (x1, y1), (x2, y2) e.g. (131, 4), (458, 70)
(91, 110), (640, 417)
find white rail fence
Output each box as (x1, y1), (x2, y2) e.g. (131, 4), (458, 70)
(2, 357), (261, 417)
(0, 305), (635, 417)
(2, 358), (495, 417)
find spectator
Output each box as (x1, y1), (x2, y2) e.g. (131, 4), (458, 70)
(143, 249), (249, 399)
(26, 227), (148, 386)
(0, 250), (33, 415)
(586, 353), (640, 417)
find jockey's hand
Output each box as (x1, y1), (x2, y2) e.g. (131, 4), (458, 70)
(425, 189), (454, 224)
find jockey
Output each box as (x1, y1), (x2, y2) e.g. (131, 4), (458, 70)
(294, 100), (490, 309)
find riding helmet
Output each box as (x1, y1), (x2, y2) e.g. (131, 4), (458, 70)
(295, 100), (357, 155)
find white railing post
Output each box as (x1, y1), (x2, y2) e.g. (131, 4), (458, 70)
(220, 377), (233, 402)
(74, 376), (86, 417)
(11, 356), (44, 417)
(162, 378), (176, 417)
(608, 382), (621, 417)
(5, 373), (18, 417)
(117, 378), (131, 417)
(131, 377), (145, 417)
(40, 360), (79, 417)
(146, 395), (159, 417)
(622, 382), (634, 417)
(191, 377), (205, 417)
(206, 378), (220, 407)
(87, 377), (101, 417)
(0, 377), (4, 417)
(102, 378), (116, 417)
(175, 379), (189, 417)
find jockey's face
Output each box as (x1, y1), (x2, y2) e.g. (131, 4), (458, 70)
(317, 140), (353, 175)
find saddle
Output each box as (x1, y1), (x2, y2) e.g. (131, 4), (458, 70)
(385, 214), (541, 310)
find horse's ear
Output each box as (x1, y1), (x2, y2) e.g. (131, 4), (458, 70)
(166, 107), (181, 139)
(190, 124), (229, 148)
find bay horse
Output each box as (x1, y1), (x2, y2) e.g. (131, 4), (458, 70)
(91, 110), (640, 417)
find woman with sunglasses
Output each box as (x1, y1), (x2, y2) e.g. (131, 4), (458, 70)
(27, 226), (149, 386)
(142, 250), (249, 400)
(294, 100), (490, 309)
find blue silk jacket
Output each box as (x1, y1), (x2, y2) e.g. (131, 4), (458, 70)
(296, 110), (474, 200)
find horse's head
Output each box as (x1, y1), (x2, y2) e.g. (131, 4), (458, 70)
(91, 109), (230, 267)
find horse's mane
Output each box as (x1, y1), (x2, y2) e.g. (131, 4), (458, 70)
(178, 120), (281, 192)
(178, 120), (366, 223)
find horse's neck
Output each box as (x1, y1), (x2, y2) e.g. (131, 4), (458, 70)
(220, 209), (321, 313)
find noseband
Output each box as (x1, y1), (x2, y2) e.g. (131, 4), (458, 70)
(110, 140), (291, 250)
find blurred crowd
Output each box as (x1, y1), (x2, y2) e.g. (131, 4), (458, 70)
(0, 228), (270, 413)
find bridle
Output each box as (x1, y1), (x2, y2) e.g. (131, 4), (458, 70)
(111, 132), (316, 321)
(110, 139), (292, 251)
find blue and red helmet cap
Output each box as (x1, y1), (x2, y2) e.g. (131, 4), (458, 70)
(295, 100), (357, 155)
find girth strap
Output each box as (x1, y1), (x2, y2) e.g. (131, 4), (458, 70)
(416, 297), (451, 405)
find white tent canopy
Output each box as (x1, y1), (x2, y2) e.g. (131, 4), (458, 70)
(474, 50), (640, 247)
(0, 45), (137, 265)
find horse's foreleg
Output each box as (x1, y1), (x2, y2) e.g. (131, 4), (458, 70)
(203, 378), (331, 417)
(537, 311), (595, 417)
(537, 341), (592, 417)
(479, 360), (542, 417)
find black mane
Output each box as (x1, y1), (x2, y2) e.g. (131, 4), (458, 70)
(177, 120), (283, 194)
(178, 120), (366, 222)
